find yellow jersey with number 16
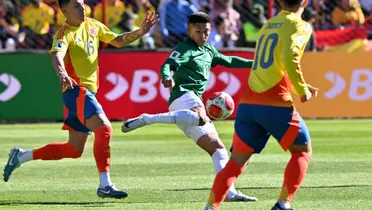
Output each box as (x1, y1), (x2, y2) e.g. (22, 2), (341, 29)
(240, 10), (312, 107)
(50, 18), (118, 93)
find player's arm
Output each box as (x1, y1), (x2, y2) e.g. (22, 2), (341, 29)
(283, 22), (316, 102)
(160, 44), (190, 87)
(109, 11), (158, 47)
(211, 47), (253, 68)
(50, 33), (77, 89)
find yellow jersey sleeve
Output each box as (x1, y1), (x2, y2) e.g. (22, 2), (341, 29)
(49, 26), (70, 53)
(282, 21), (312, 96)
(92, 19), (118, 43)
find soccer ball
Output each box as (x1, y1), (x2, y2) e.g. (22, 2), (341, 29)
(206, 92), (235, 120)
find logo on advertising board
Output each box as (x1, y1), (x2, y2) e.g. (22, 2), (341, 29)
(103, 70), (242, 102)
(324, 69), (372, 101)
(0, 73), (21, 102)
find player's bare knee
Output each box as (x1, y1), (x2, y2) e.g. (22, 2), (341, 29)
(230, 151), (253, 167)
(86, 113), (112, 131)
(68, 130), (89, 154)
(289, 142), (312, 159)
(197, 134), (225, 155)
(191, 107), (210, 126)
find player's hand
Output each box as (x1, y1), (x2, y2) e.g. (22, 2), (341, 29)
(139, 11), (159, 36)
(162, 79), (174, 88)
(307, 84), (319, 98)
(59, 74), (78, 89)
(301, 84), (319, 103)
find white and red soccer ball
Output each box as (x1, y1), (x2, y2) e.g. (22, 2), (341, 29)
(206, 92), (235, 120)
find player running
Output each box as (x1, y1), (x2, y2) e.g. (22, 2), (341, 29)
(3, 0), (157, 199)
(204, 0), (319, 209)
(122, 12), (257, 202)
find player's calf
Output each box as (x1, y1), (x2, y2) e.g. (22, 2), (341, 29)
(122, 109), (210, 133)
(276, 142), (312, 210)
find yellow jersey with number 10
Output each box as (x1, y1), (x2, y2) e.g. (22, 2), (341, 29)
(50, 18), (118, 93)
(240, 10), (312, 107)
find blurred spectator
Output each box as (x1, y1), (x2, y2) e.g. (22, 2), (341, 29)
(208, 15), (225, 48)
(56, 4), (92, 27)
(134, 0), (155, 49)
(134, 0), (154, 27)
(0, 2), (18, 51)
(94, 0), (126, 29)
(360, 0), (372, 15)
(21, 0), (55, 49)
(111, 11), (141, 48)
(236, 3), (266, 48)
(210, 0), (240, 47)
(311, 0), (332, 30)
(190, 0), (211, 13)
(332, 0), (365, 26)
(303, 7), (317, 52)
(159, 0), (197, 47)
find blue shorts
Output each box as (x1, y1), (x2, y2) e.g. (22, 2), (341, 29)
(232, 104), (311, 154)
(62, 86), (104, 134)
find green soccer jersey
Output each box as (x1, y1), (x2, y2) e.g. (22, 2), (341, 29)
(160, 37), (254, 105)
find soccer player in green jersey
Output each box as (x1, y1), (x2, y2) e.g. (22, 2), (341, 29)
(122, 12), (257, 202)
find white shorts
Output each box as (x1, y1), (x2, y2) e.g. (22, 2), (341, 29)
(169, 92), (218, 142)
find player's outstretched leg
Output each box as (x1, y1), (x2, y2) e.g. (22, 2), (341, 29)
(121, 109), (209, 133)
(3, 140), (83, 182)
(87, 114), (128, 199)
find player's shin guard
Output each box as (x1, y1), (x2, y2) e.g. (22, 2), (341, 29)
(207, 160), (244, 209)
(33, 142), (82, 160)
(279, 152), (310, 204)
(144, 109), (203, 126)
(211, 149), (237, 197)
(94, 125), (112, 173)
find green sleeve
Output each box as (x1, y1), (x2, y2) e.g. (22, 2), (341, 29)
(211, 47), (253, 68)
(160, 43), (190, 81)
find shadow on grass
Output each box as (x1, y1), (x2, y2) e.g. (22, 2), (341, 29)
(0, 201), (116, 207)
(168, 184), (372, 191)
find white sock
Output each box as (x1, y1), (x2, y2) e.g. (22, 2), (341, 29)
(211, 149), (238, 198)
(278, 200), (291, 209)
(99, 172), (112, 188)
(143, 109), (200, 126)
(18, 150), (33, 164)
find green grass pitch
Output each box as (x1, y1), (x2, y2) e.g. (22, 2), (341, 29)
(0, 120), (371, 210)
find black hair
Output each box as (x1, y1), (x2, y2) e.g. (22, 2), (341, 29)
(188, 12), (210, 25)
(213, 15), (224, 27)
(58, 0), (70, 8)
(281, 0), (305, 7)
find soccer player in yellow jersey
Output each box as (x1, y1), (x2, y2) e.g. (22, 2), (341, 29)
(204, 0), (319, 209)
(4, 0), (158, 199)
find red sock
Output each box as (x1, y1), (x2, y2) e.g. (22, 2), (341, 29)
(33, 142), (81, 160)
(279, 152), (310, 203)
(94, 125), (112, 173)
(208, 160), (244, 209)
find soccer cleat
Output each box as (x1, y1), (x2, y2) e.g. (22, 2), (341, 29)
(97, 185), (128, 199)
(271, 202), (293, 210)
(3, 147), (23, 182)
(204, 205), (214, 210)
(121, 114), (148, 133)
(225, 191), (258, 202)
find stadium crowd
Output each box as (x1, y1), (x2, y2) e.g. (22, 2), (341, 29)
(0, 0), (371, 51)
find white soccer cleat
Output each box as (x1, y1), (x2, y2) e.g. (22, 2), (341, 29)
(225, 191), (258, 202)
(121, 114), (148, 133)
